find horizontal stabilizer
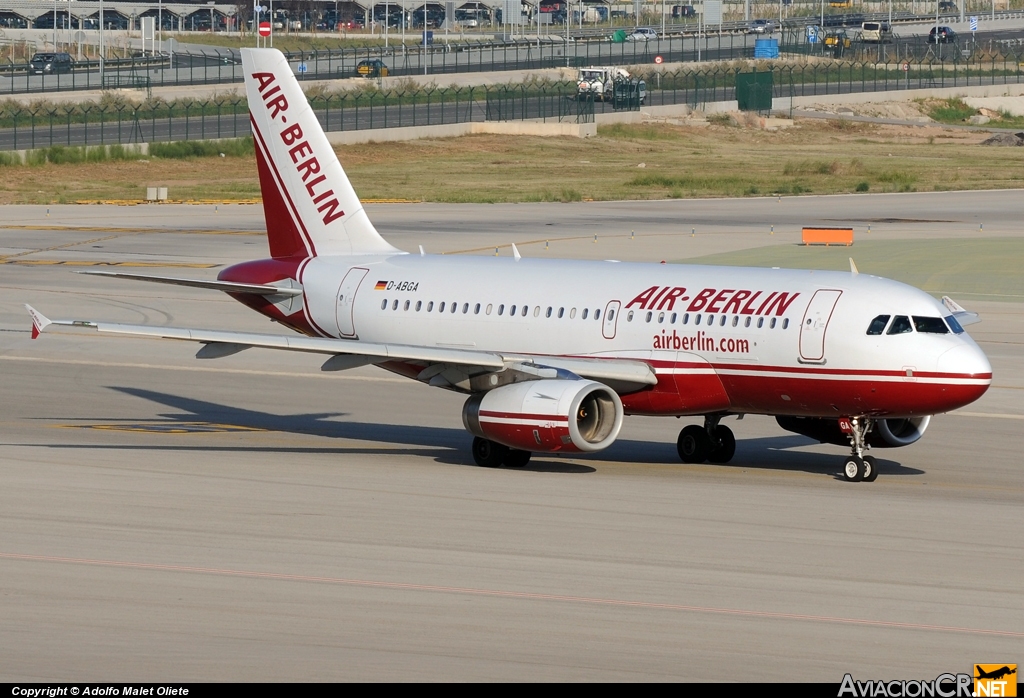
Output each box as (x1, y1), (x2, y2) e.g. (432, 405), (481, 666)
(80, 271), (303, 297)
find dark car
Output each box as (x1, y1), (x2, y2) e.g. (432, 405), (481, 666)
(355, 59), (389, 78)
(938, 1), (958, 12)
(672, 5), (697, 18)
(928, 25), (957, 43)
(30, 52), (73, 75)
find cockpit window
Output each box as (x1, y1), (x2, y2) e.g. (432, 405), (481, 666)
(913, 316), (949, 334)
(866, 315), (890, 335)
(945, 315), (965, 334)
(887, 315), (913, 335)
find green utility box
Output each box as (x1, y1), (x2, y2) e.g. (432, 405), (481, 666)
(736, 71), (774, 112)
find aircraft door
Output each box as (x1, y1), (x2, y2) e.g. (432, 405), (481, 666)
(799, 289), (843, 362)
(602, 300), (621, 339)
(335, 267), (369, 338)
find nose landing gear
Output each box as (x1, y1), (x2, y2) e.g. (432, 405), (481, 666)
(677, 416), (736, 464)
(842, 417), (879, 482)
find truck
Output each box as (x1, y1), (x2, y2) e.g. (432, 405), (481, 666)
(576, 66), (631, 102)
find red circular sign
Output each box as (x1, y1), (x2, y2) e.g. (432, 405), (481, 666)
(902, 62), (910, 71)
(258, 21), (271, 37)
(654, 55), (664, 64)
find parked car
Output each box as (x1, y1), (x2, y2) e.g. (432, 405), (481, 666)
(30, 52), (73, 75)
(747, 19), (775, 34)
(627, 27), (658, 41)
(355, 59), (389, 78)
(927, 25), (957, 43)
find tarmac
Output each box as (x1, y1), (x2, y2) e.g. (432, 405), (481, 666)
(1, 193), (1022, 680)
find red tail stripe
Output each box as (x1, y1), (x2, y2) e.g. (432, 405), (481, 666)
(250, 114), (317, 258)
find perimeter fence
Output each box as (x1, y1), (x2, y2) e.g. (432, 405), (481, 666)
(2, 55), (1023, 152)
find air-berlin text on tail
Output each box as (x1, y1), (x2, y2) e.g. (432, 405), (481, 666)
(627, 286), (801, 316)
(252, 71), (345, 226)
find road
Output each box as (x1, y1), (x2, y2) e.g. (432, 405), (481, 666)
(0, 193), (1022, 679)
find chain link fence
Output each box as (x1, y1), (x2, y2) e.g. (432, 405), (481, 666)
(2, 55), (1022, 151)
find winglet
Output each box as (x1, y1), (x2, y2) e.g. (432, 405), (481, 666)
(849, 257), (859, 275)
(512, 243), (522, 261)
(25, 304), (51, 339)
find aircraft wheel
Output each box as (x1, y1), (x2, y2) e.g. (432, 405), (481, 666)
(503, 449), (532, 468)
(472, 437), (507, 468)
(843, 456), (865, 482)
(677, 425), (711, 464)
(862, 455), (879, 482)
(707, 425), (736, 464)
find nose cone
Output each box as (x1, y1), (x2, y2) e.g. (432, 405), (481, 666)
(938, 343), (992, 379)
(935, 342), (992, 411)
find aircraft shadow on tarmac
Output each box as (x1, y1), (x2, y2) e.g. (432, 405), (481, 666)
(40, 386), (923, 478)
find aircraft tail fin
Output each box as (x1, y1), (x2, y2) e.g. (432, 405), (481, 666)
(241, 48), (400, 259)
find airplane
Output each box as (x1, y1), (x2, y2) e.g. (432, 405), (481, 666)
(25, 48), (993, 482)
(975, 666), (1016, 681)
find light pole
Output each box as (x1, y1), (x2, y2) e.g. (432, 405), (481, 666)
(99, 0), (104, 81)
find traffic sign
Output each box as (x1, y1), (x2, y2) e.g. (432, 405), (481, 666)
(258, 21), (271, 37)
(902, 62), (909, 71)
(970, 16), (978, 31)
(654, 55), (663, 64)
(297, 62), (308, 74)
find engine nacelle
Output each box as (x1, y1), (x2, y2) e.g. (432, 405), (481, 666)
(776, 415), (931, 448)
(463, 379), (623, 453)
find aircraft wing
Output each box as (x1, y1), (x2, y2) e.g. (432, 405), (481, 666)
(25, 306), (657, 391)
(941, 296), (981, 326)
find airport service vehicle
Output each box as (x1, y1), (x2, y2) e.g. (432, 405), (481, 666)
(860, 21), (893, 43)
(26, 49), (992, 482)
(577, 66), (630, 102)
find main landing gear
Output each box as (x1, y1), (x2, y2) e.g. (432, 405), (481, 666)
(677, 416), (736, 465)
(471, 437), (532, 468)
(842, 417), (879, 483)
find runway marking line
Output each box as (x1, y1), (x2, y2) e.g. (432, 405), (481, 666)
(52, 421), (267, 434)
(3, 260), (219, 268)
(1, 550), (1021, 639)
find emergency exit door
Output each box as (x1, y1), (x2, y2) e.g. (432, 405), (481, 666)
(335, 267), (369, 338)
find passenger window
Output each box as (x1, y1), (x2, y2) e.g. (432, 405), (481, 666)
(439, 301), (446, 313)
(913, 316), (949, 334)
(451, 302), (457, 314)
(770, 317), (776, 329)
(558, 307), (565, 319)
(485, 304), (492, 315)
(381, 299), (387, 310)
(474, 303), (481, 314)
(569, 308), (576, 319)
(534, 306), (540, 317)
(427, 301), (434, 312)
(720, 316), (727, 327)
(595, 309), (601, 321)
(462, 303), (469, 314)
(682, 313), (689, 325)
(510, 304), (517, 316)
(627, 310), (633, 322)
(887, 315), (913, 335)
(670, 312), (677, 324)
(546, 307), (552, 318)
(658, 312), (665, 323)
(404, 300), (410, 311)
(582, 309), (589, 320)
(392, 299), (399, 310)
(866, 314), (890, 335)
(744, 317), (751, 328)
(604, 309), (611, 321)
(757, 317), (764, 328)
(497, 304), (503, 316)
(416, 301), (422, 312)
(645, 311), (652, 323)
(945, 315), (964, 334)
(783, 318), (789, 329)
(694, 314), (701, 325)
(521, 305), (528, 317)
(706, 315), (714, 326)
(732, 316), (738, 327)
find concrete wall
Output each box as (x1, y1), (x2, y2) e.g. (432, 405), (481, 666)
(324, 119), (595, 145)
(774, 82), (1024, 110)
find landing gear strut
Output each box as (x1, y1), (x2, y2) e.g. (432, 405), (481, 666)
(842, 417), (878, 483)
(677, 416), (736, 464)
(471, 437), (532, 468)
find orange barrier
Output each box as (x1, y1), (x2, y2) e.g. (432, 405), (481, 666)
(802, 227), (854, 246)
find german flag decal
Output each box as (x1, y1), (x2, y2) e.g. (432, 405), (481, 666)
(374, 280), (388, 291)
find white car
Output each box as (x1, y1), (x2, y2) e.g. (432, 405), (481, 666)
(747, 19), (775, 34)
(627, 27), (658, 41)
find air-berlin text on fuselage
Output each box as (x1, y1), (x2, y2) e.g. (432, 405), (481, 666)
(626, 286), (801, 316)
(653, 329), (751, 353)
(251, 71), (345, 227)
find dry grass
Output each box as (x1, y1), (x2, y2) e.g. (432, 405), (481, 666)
(1, 118), (1021, 204)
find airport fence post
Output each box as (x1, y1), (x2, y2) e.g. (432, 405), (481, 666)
(82, 104), (91, 146)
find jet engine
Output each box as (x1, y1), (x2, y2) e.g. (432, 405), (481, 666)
(776, 416), (931, 448)
(463, 379), (623, 453)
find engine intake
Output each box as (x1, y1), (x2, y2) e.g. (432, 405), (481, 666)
(463, 379), (623, 453)
(776, 415), (931, 448)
